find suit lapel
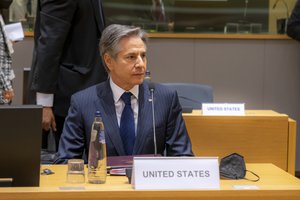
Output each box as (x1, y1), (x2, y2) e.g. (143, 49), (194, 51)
(134, 83), (152, 154)
(90, 0), (105, 34)
(95, 80), (126, 155)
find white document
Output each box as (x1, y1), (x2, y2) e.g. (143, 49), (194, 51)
(4, 22), (24, 42)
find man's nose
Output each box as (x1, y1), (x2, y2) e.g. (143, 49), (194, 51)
(136, 55), (145, 66)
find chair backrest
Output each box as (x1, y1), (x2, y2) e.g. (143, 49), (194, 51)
(162, 83), (213, 110)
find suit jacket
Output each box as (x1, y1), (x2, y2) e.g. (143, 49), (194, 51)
(288, 0), (300, 41)
(29, 0), (107, 116)
(55, 80), (194, 163)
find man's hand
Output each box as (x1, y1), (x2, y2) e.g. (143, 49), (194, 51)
(42, 107), (57, 132)
(4, 90), (14, 102)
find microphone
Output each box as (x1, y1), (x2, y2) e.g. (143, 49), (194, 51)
(144, 69), (151, 82)
(148, 81), (157, 155)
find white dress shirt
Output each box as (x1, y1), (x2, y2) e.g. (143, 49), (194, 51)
(36, 92), (54, 107)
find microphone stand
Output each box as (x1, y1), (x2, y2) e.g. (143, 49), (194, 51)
(145, 70), (157, 155)
(150, 86), (157, 155)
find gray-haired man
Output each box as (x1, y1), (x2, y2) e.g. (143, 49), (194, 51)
(55, 24), (193, 163)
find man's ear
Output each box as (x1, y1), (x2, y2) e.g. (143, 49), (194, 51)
(103, 53), (113, 71)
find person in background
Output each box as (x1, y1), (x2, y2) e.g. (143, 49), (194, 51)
(287, 0), (300, 41)
(29, 0), (37, 18)
(151, 0), (165, 22)
(28, 0), (107, 151)
(55, 24), (193, 164)
(0, 0), (14, 105)
(9, 0), (28, 22)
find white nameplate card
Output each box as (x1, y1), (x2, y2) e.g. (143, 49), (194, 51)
(202, 103), (245, 116)
(131, 157), (220, 190)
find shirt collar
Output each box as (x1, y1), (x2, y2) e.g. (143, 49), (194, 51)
(109, 78), (139, 103)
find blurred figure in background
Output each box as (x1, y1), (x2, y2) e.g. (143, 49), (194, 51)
(0, 0), (14, 105)
(9, 0), (28, 22)
(287, 0), (300, 41)
(151, 0), (165, 22)
(29, 0), (37, 18)
(28, 0), (107, 152)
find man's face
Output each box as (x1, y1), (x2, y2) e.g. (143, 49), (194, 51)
(104, 36), (147, 91)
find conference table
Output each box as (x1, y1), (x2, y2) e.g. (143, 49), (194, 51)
(183, 110), (296, 175)
(0, 164), (300, 200)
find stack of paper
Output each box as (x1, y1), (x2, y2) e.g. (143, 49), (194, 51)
(4, 22), (24, 42)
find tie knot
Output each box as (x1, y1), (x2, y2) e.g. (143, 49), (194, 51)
(121, 92), (132, 105)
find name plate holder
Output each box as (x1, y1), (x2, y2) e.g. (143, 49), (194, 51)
(131, 157), (220, 190)
(202, 103), (245, 116)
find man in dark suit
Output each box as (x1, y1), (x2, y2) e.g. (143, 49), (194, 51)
(55, 24), (193, 163)
(28, 0), (107, 150)
(287, 0), (300, 41)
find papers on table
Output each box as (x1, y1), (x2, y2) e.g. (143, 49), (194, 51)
(4, 22), (24, 42)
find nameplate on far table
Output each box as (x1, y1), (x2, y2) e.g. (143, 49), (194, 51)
(131, 157), (220, 190)
(202, 103), (245, 116)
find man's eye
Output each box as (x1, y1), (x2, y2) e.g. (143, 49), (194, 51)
(127, 55), (135, 60)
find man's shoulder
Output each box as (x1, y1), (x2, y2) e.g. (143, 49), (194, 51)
(143, 81), (173, 91)
(72, 81), (106, 99)
(142, 82), (176, 101)
(152, 82), (176, 95)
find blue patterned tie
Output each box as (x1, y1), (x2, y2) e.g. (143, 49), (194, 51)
(120, 92), (135, 155)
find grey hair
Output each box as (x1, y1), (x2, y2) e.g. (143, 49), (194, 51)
(99, 24), (148, 72)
